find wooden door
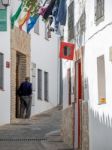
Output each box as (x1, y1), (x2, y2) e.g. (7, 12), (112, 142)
(74, 60), (82, 149)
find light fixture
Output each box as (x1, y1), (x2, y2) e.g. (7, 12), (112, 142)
(1, 0), (10, 7)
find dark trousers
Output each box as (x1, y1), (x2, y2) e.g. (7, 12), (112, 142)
(20, 96), (32, 118)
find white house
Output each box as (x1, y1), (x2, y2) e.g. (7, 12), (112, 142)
(84, 0), (112, 149)
(0, 1), (11, 125)
(10, 0), (60, 118)
(30, 16), (60, 116)
(0, 0), (60, 125)
(62, 0), (112, 149)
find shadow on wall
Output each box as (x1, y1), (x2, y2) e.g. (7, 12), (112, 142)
(89, 107), (112, 150)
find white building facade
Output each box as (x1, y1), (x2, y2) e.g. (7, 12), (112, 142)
(0, 0), (60, 125)
(62, 0), (112, 149)
(84, 0), (112, 149)
(30, 17), (60, 115)
(0, 2), (11, 125)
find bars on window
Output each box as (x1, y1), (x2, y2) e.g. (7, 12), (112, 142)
(44, 71), (48, 101)
(38, 69), (42, 100)
(95, 0), (104, 22)
(0, 53), (4, 89)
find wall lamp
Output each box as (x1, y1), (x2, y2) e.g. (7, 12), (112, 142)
(1, 0), (10, 7)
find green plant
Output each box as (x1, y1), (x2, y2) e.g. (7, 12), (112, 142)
(22, 0), (42, 16)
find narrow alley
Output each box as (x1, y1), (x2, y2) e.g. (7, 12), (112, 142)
(0, 107), (73, 150)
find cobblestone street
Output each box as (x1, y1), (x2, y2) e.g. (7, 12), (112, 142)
(0, 107), (73, 150)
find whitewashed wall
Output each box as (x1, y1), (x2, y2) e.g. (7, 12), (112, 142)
(0, 6), (11, 125)
(30, 17), (60, 115)
(62, 0), (75, 110)
(84, 0), (112, 149)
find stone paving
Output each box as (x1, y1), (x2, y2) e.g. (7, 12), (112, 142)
(0, 107), (73, 150)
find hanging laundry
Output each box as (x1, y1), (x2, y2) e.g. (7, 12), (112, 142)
(34, 19), (39, 34)
(11, 3), (23, 29)
(52, 0), (60, 30)
(56, 0), (67, 26)
(43, 0), (56, 20)
(27, 14), (39, 33)
(38, 5), (48, 17)
(18, 10), (30, 30)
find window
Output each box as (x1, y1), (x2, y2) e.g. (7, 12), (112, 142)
(38, 69), (42, 100)
(44, 71), (48, 101)
(68, 1), (74, 41)
(75, 10), (85, 48)
(63, 46), (71, 56)
(31, 63), (36, 91)
(67, 68), (71, 105)
(0, 1), (7, 31)
(95, 0), (104, 24)
(97, 55), (106, 104)
(31, 63), (36, 106)
(0, 53), (4, 89)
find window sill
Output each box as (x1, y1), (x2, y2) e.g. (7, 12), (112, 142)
(95, 16), (104, 26)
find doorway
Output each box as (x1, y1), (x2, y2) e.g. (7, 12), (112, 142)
(16, 52), (26, 118)
(74, 59), (82, 149)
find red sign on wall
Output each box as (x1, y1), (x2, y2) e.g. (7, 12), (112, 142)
(6, 61), (10, 68)
(59, 41), (75, 60)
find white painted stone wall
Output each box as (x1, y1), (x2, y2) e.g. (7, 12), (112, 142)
(30, 17), (60, 115)
(0, 6), (11, 125)
(84, 0), (112, 149)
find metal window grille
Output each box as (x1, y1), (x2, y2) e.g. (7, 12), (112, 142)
(0, 53), (4, 89)
(31, 63), (36, 91)
(44, 71), (48, 101)
(95, 0), (104, 22)
(68, 1), (74, 41)
(38, 69), (42, 100)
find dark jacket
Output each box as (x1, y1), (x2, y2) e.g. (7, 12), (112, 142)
(17, 81), (32, 96)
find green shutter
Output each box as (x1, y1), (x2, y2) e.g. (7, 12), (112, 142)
(0, 8), (7, 31)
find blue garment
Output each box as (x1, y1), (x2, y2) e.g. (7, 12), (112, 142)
(18, 81), (32, 96)
(27, 14), (39, 33)
(56, 0), (67, 26)
(52, 0), (60, 30)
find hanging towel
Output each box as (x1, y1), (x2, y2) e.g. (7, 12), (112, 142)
(56, 0), (67, 26)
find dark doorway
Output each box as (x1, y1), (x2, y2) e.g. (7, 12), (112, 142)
(16, 52), (26, 118)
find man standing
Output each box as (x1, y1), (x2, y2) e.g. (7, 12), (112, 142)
(18, 77), (32, 119)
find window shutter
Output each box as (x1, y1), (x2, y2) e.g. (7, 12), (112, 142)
(0, 7), (7, 31)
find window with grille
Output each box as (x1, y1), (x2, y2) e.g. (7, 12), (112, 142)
(95, 0), (104, 24)
(0, 53), (4, 89)
(0, 0), (7, 31)
(38, 69), (42, 100)
(44, 71), (48, 101)
(67, 68), (71, 105)
(97, 55), (106, 104)
(68, 1), (74, 41)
